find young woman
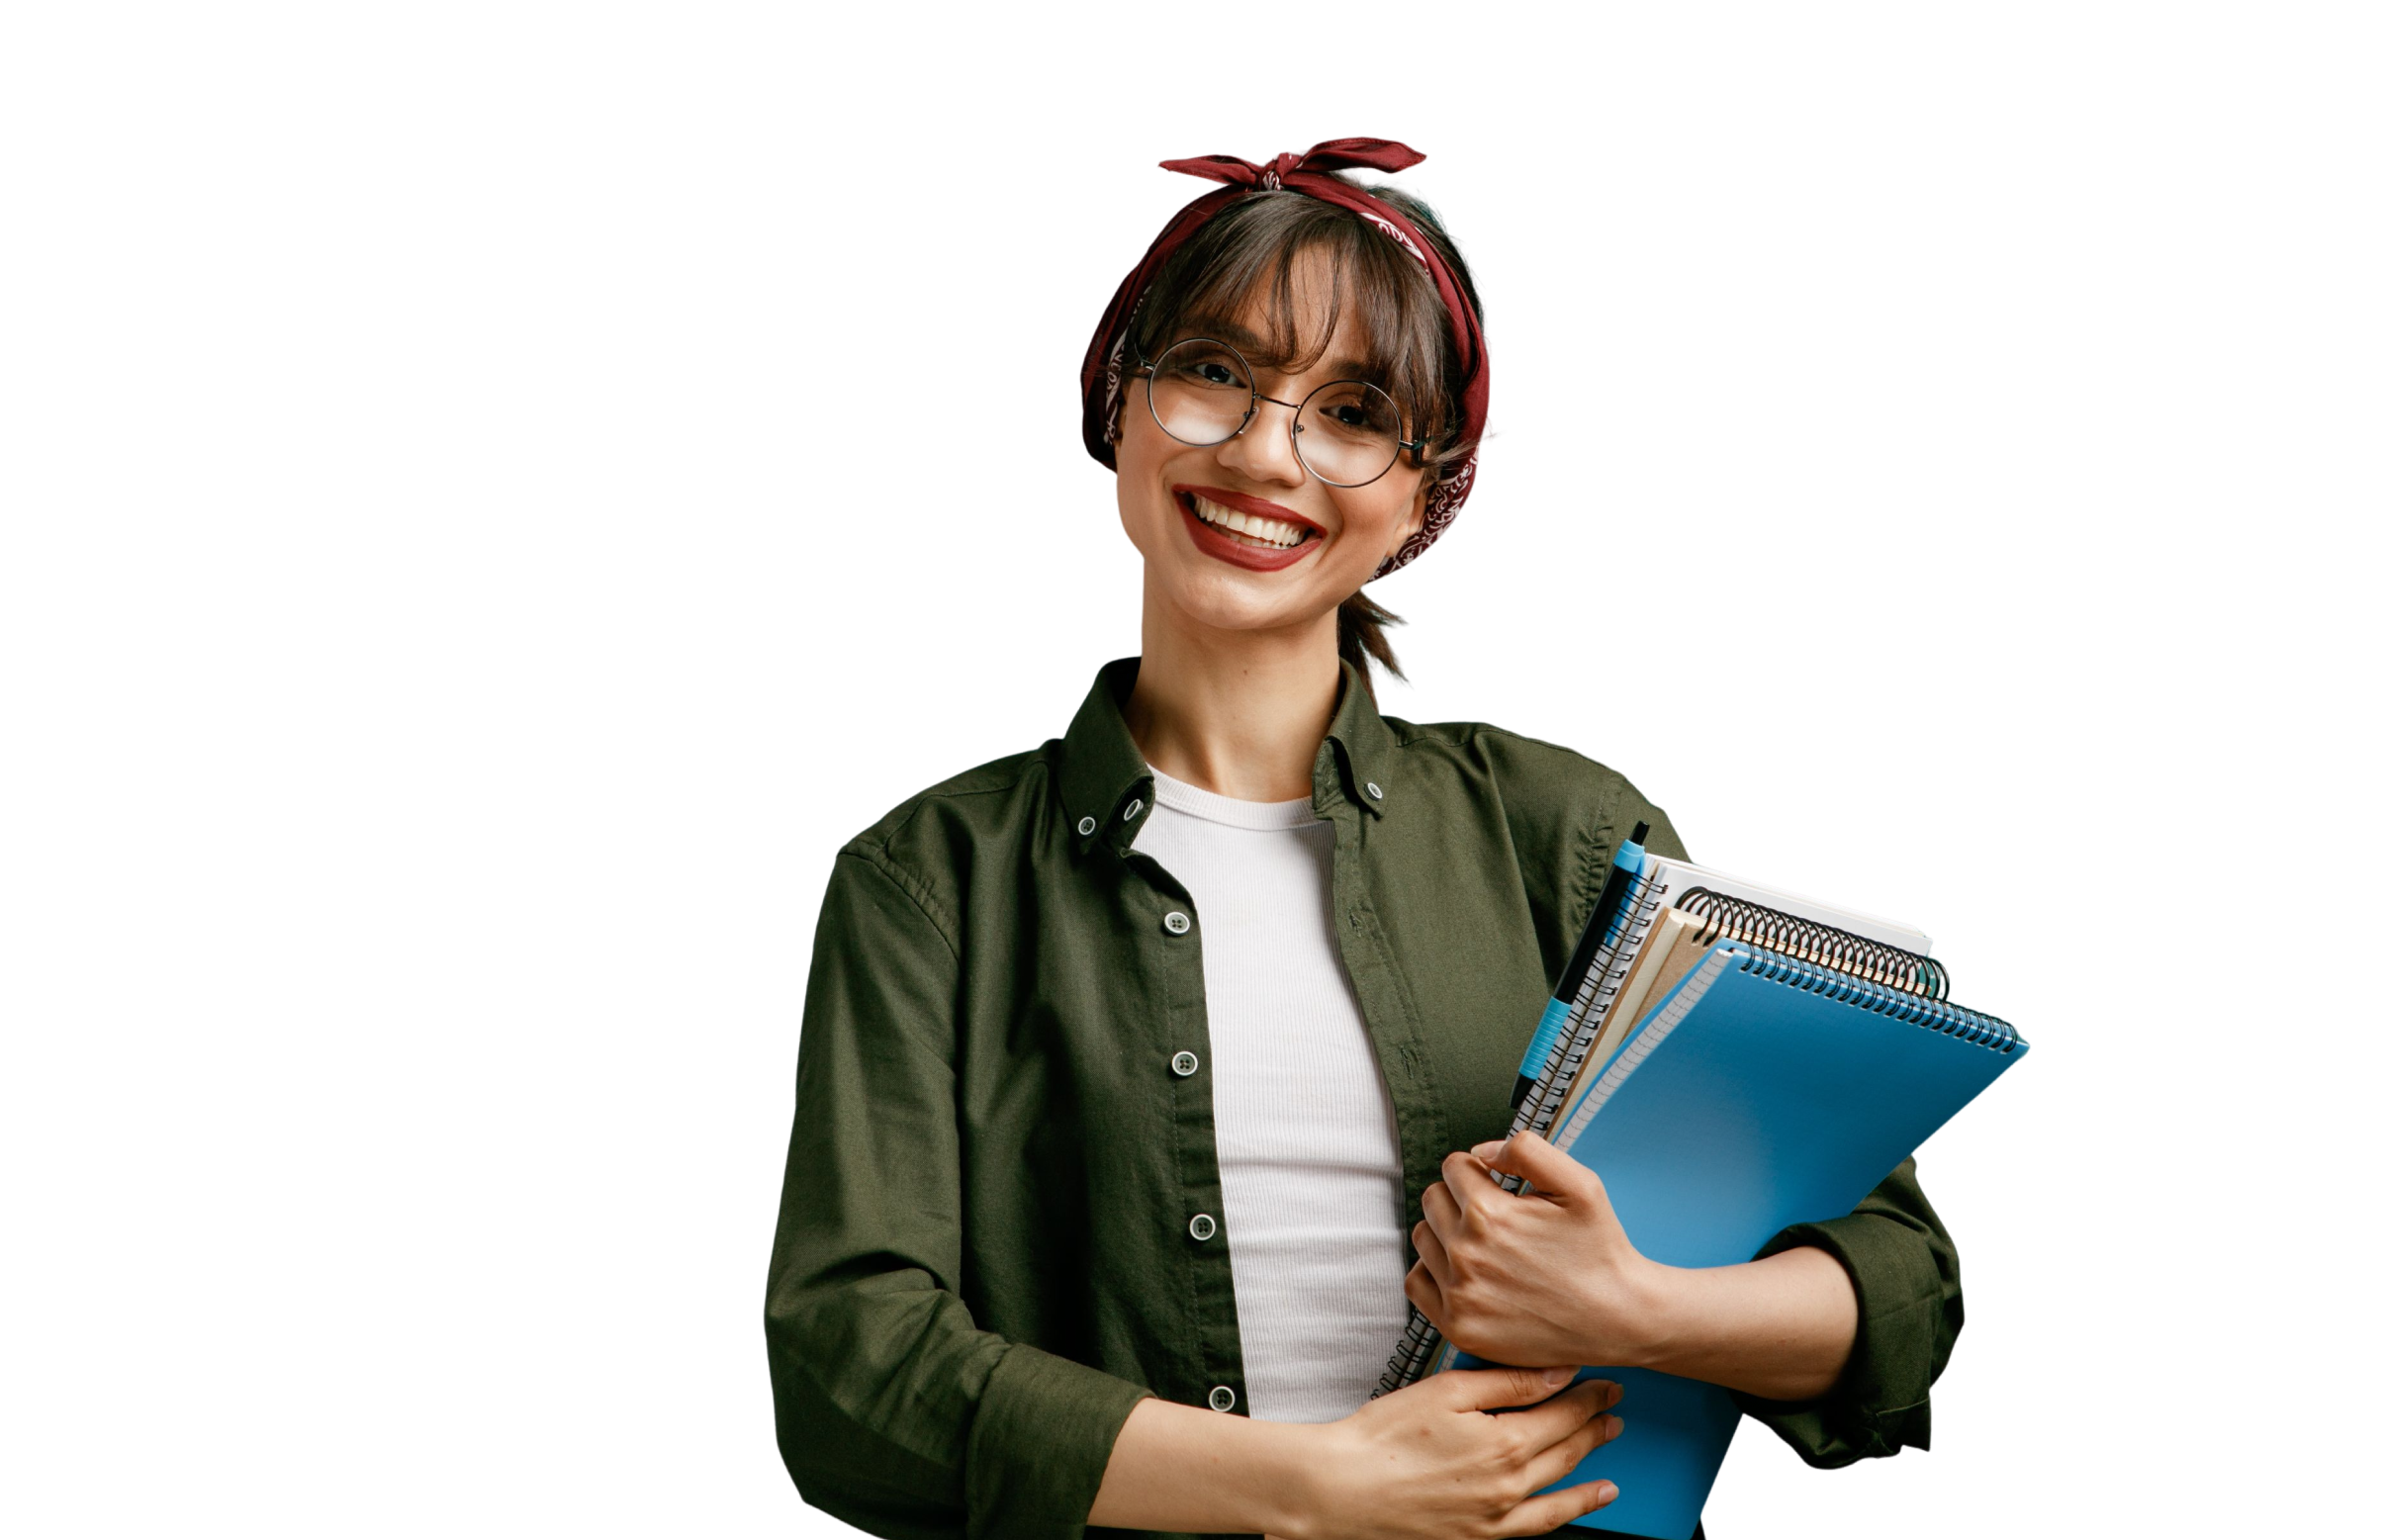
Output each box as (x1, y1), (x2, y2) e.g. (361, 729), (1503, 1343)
(766, 140), (1960, 1540)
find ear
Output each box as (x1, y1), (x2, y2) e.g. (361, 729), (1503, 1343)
(1386, 475), (1432, 564)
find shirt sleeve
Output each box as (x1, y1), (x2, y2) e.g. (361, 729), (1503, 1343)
(1729, 1157), (1963, 1466)
(765, 847), (1153, 1539)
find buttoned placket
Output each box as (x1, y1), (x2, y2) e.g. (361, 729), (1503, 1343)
(1311, 715), (1451, 1239)
(1111, 819), (1250, 1419)
(1055, 658), (1452, 1422)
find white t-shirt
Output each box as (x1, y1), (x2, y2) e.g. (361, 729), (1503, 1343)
(1132, 766), (1411, 1423)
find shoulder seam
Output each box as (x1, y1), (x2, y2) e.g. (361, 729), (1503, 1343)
(1389, 719), (1606, 768)
(839, 844), (962, 967)
(872, 754), (1054, 854)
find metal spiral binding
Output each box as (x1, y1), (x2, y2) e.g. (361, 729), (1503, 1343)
(1676, 888), (1950, 1000)
(1730, 946), (2019, 1051)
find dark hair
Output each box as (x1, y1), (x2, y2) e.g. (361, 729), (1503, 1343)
(1124, 181), (1484, 692)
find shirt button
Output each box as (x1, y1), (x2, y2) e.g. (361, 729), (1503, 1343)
(1170, 1050), (1199, 1076)
(1076, 815), (1097, 837)
(1125, 797), (1145, 821)
(1208, 1385), (1237, 1412)
(1188, 1213), (1217, 1241)
(1365, 781), (1383, 800)
(1162, 911), (1191, 936)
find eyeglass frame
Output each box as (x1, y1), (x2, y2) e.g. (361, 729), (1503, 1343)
(1127, 337), (1432, 489)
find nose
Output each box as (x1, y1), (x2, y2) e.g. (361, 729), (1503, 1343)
(1212, 395), (1307, 488)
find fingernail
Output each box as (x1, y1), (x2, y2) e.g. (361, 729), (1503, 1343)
(1598, 1483), (1619, 1503)
(1542, 1366), (1573, 1386)
(1602, 1381), (1624, 1408)
(1604, 1416), (1625, 1439)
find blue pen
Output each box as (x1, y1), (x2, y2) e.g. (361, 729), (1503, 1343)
(1510, 820), (1649, 1109)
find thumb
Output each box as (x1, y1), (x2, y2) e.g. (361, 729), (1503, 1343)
(1437, 1362), (1580, 1412)
(1484, 1130), (1586, 1198)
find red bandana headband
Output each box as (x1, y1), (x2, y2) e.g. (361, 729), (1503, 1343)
(1078, 138), (1490, 578)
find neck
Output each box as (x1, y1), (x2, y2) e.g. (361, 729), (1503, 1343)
(1124, 571), (1347, 803)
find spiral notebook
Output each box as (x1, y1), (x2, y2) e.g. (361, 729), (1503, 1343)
(1374, 855), (1947, 1395)
(1435, 942), (2026, 1540)
(1544, 882), (1960, 1138)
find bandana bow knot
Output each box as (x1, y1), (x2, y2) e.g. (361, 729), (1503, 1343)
(1158, 138), (1429, 191)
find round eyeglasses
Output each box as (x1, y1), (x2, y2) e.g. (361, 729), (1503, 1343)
(1131, 337), (1428, 489)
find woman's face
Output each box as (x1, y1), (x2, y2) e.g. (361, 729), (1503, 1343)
(1115, 249), (1431, 641)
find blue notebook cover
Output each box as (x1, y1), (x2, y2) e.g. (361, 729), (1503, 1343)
(1449, 943), (2027, 1540)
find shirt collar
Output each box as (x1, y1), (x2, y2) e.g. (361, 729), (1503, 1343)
(1055, 656), (1394, 856)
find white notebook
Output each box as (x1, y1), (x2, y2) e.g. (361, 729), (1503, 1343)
(1632, 855), (1931, 953)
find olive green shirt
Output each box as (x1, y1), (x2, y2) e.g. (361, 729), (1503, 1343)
(766, 658), (1962, 1540)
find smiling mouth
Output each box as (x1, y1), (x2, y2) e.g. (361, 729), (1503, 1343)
(1180, 492), (1318, 551)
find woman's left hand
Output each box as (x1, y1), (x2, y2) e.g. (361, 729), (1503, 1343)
(1407, 1130), (1664, 1371)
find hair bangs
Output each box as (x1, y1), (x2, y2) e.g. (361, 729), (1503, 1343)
(1131, 193), (1467, 448)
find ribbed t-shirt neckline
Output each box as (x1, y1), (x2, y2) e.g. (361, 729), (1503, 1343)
(1147, 765), (1320, 831)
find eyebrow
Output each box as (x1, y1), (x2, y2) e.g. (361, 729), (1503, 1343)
(1181, 318), (1380, 383)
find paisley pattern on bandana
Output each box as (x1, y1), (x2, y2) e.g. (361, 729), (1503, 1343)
(1353, 208), (1429, 267)
(1101, 331), (1129, 448)
(1383, 452), (1469, 590)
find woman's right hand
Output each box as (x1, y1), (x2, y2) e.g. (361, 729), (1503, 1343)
(1291, 1366), (1624, 1540)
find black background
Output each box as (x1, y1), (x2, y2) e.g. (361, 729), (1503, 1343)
(759, 130), (2089, 1535)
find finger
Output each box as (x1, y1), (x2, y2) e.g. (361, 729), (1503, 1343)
(1484, 1129), (1587, 1202)
(1482, 1374), (1609, 1448)
(1433, 1363), (1580, 1413)
(1403, 1258), (1446, 1325)
(1420, 1180), (1463, 1238)
(1499, 1477), (1620, 1537)
(1470, 1137), (1507, 1161)
(1410, 1217), (1452, 1285)
(1489, 1373), (1622, 1468)
(1440, 1148), (1510, 1212)
(1517, 1409), (1623, 1495)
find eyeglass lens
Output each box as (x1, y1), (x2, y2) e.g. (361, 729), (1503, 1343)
(1146, 338), (1405, 488)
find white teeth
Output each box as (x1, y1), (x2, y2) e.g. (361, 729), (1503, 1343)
(1191, 496), (1308, 550)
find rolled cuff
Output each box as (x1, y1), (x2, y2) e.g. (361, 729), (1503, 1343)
(1730, 1208), (1952, 1467)
(964, 1343), (1153, 1539)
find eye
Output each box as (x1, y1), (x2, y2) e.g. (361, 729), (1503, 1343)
(1307, 382), (1399, 438)
(1155, 341), (1250, 394)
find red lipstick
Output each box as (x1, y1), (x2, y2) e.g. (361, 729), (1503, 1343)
(1172, 485), (1326, 573)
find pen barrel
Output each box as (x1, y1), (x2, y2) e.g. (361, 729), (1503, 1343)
(1551, 834), (1647, 1005)
(1533, 875), (1670, 1124)
(1512, 996), (1573, 1092)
